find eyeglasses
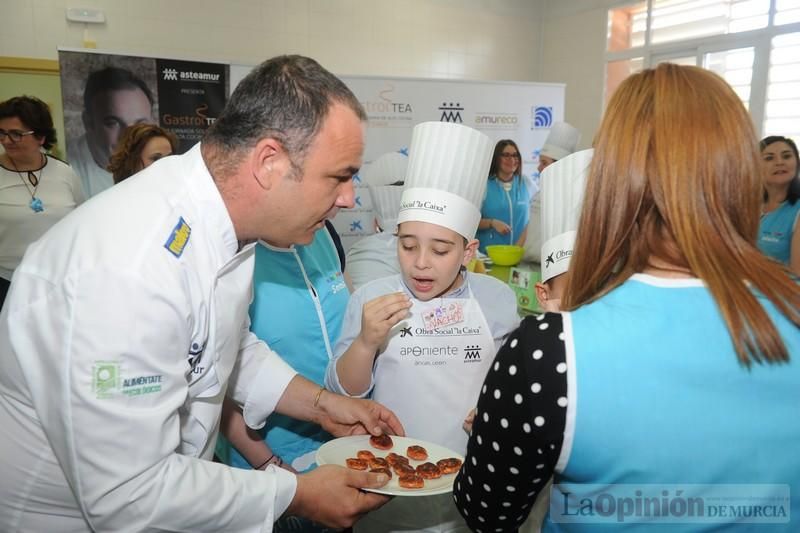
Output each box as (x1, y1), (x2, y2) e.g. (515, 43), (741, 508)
(500, 153), (521, 160)
(0, 129), (35, 142)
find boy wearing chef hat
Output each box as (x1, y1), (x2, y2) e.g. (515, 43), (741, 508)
(538, 121), (581, 173)
(345, 151), (407, 290)
(535, 148), (593, 312)
(525, 121), (582, 262)
(325, 122), (519, 532)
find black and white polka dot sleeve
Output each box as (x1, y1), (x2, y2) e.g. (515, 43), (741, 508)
(453, 313), (568, 532)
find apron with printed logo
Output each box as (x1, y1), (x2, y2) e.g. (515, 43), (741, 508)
(356, 281), (495, 533)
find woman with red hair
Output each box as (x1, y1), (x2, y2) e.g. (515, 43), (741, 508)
(107, 123), (178, 183)
(454, 63), (800, 532)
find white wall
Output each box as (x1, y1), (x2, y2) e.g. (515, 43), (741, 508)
(540, 0), (612, 150)
(2, 0), (620, 151)
(0, 0), (544, 81)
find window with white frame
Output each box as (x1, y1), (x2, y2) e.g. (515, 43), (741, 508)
(703, 46), (754, 109)
(776, 0), (800, 24)
(764, 32), (800, 140)
(606, 0), (800, 140)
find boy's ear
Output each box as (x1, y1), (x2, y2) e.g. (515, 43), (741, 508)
(535, 281), (549, 309)
(462, 238), (479, 266)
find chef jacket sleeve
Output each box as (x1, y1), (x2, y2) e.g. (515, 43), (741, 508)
(470, 274), (522, 352)
(9, 267), (295, 532)
(489, 281), (523, 343)
(325, 285), (374, 398)
(229, 323), (299, 430)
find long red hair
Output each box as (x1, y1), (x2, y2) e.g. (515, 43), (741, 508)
(562, 63), (799, 365)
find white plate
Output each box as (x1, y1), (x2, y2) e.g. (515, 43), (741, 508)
(315, 435), (464, 497)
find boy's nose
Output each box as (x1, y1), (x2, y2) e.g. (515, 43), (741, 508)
(414, 251), (430, 269)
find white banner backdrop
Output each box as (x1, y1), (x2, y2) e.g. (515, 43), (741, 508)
(230, 66), (564, 250)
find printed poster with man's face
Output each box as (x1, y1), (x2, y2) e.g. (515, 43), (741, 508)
(58, 50), (229, 197)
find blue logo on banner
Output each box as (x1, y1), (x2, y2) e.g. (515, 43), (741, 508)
(439, 102), (464, 123)
(355, 196), (362, 207)
(352, 173), (361, 183)
(532, 106), (553, 129)
(350, 220), (363, 232)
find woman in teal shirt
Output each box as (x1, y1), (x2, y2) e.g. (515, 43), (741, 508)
(476, 139), (531, 253)
(758, 135), (800, 273)
(220, 223), (350, 533)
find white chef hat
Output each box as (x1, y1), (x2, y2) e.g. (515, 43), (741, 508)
(540, 122), (581, 161)
(398, 122), (493, 239)
(540, 148), (593, 283)
(361, 152), (408, 231)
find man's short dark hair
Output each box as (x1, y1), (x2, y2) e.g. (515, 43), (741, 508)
(83, 67), (154, 112)
(204, 55), (366, 169)
(0, 95), (57, 150)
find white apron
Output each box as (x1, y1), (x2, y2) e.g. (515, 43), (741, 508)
(356, 281), (495, 533)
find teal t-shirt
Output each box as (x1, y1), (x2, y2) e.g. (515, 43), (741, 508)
(226, 228), (349, 471)
(758, 200), (800, 264)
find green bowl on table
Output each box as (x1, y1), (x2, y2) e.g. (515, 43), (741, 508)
(485, 245), (524, 266)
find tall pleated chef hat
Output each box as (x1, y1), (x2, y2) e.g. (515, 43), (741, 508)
(540, 148), (593, 283)
(398, 122), (493, 239)
(540, 122), (581, 161)
(361, 151), (408, 232)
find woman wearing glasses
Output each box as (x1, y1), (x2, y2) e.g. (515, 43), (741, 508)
(476, 139), (531, 253)
(0, 96), (85, 308)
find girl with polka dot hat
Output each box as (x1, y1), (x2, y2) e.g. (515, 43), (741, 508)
(453, 64), (800, 532)
(325, 122), (520, 532)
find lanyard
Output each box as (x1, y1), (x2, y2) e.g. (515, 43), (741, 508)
(9, 153), (45, 212)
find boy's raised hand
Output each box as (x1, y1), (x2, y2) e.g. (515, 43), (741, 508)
(358, 292), (412, 350)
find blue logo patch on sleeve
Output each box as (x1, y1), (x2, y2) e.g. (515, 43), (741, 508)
(164, 217), (191, 258)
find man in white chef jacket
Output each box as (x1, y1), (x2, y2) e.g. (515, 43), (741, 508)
(0, 55), (401, 532)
